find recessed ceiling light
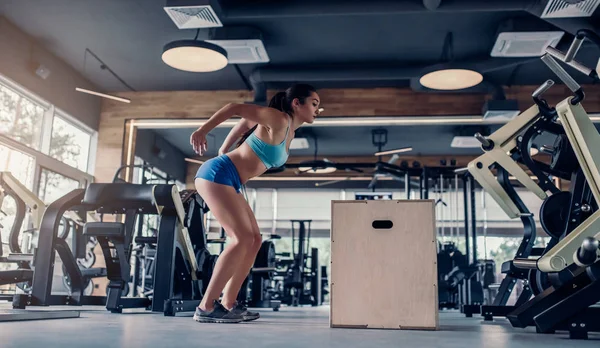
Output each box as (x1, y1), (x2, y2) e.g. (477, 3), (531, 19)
(419, 69), (483, 90)
(298, 167), (337, 174)
(162, 40), (228, 72)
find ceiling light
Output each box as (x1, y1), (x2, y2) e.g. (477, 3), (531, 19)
(185, 158), (204, 165)
(451, 136), (481, 148)
(162, 40), (228, 72)
(419, 69), (483, 90)
(290, 138), (310, 150)
(298, 167), (337, 174)
(374, 147), (413, 156)
(75, 88), (130, 103)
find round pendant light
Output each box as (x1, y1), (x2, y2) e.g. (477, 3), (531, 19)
(419, 69), (483, 90)
(162, 40), (228, 72)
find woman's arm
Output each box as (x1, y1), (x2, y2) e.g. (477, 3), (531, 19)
(190, 103), (284, 155)
(219, 118), (256, 154)
(199, 103), (283, 134)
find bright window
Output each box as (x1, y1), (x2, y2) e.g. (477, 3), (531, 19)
(50, 115), (91, 172)
(0, 143), (35, 189)
(0, 83), (45, 150)
(38, 168), (81, 205)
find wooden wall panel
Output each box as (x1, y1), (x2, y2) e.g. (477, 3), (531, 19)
(97, 85), (600, 183)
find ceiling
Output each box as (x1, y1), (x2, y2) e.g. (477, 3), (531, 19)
(2, 0), (599, 188)
(1, 0), (599, 94)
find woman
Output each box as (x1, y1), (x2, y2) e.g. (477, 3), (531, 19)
(189, 84), (321, 323)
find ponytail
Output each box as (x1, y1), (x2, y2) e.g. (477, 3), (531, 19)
(236, 84), (317, 148)
(269, 91), (287, 112)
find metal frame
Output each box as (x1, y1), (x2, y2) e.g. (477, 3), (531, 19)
(537, 99), (600, 273)
(467, 105), (547, 219)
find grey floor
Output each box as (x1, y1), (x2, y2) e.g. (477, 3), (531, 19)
(0, 303), (598, 348)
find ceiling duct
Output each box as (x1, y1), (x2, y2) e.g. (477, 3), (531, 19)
(481, 81), (520, 121)
(164, 0), (224, 29)
(491, 18), (565, 57)
(178, 26), (270, 65)
(541, 0), (600, 18)
(203, 27), (270, 64)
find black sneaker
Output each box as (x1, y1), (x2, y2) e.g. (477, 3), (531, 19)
(193, 300), (243, 323)
(229, 301), (260, 322)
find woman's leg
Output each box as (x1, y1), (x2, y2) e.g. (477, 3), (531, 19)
(195, 178), (255, 311)
(221, 200), (262, 309)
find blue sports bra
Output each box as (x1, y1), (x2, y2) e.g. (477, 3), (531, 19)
(245, 116), (291, 169)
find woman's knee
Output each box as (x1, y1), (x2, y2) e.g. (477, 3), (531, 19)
(252, 233), (262, 253)
(228, 231), (256, 248)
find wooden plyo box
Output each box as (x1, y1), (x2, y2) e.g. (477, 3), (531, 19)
(330, 200), (438, 330)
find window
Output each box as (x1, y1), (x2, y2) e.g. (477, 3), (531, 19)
(50, 115), (91, 172)
(0, 83), (46, 150)
(0, 194), (18, 268)
(0, 143), (35, 189)
(37, 168), (81, 205)
(0, 145), (35, 274)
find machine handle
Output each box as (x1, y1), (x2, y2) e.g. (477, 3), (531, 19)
(539, 145), (555, 155)
(576, 237), (599, 266)
(532, 80), (555, 99)
(546, 46), (594, 78)
(565, 35), (584, 63)
(540, 54), (581, 93)
(474, 133), (494, 151)
(512, 258), (538, 270)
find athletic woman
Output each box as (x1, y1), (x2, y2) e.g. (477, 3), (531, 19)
(189, 84), (321, 323)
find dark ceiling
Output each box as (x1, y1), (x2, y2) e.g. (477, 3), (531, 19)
(1, 0), (599, 94)
(2, 0), (600, 181)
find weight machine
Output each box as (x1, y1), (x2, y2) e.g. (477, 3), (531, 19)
(467, 29), (600, 339)
(0, 172), (43, 297)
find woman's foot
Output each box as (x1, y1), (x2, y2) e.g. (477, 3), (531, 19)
(193, 300), (243, 323)
(226, 301), (260, 322)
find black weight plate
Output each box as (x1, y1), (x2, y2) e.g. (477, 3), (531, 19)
(540, 191), (571, 240)
(195, 248), (211, 279)
(255, 241), (276, 268)
(550, 134), (578, 174)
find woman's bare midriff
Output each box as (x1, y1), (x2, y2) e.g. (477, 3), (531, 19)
(225, 143), (270, 184)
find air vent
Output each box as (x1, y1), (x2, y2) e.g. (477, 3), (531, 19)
(491, 31), (564, 57)
(205, 39), (270, 64)
(164, 5), (222, 29)
(451, 136), (482, 149)
(541, 0), (599, 18)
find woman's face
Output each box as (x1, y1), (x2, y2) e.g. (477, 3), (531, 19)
(293, 92), (321, 124)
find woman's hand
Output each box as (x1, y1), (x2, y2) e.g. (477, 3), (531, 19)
(190, 128), (208, 155)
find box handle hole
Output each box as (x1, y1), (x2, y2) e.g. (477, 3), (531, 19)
(372, 220), (393, 229)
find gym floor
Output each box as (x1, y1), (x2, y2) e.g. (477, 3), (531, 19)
(1, 304), (598, 347)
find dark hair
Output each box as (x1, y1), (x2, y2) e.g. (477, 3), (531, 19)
(236, 84), (317, 148)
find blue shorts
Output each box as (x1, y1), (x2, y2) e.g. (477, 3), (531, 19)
(195, 155), (243, 193)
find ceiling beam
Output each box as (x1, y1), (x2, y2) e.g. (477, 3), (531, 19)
(223, 0), (531, 19)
